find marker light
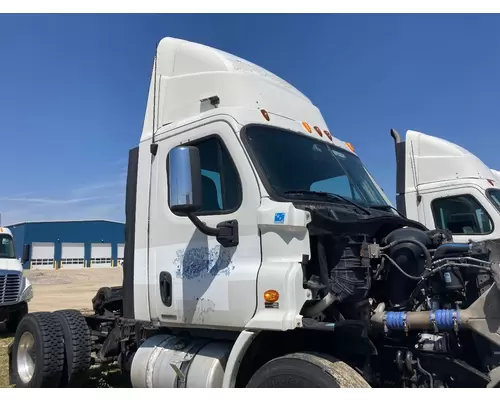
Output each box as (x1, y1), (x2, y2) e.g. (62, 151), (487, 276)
(261, 109), (270, 121)
(302, 122), (312, 133)
(488, 179), (496, 186)
(264, 290), (280, 303)
(346, 142), (355, 152)
(313, 126), (323, 137)
(324, 130), (333, 141)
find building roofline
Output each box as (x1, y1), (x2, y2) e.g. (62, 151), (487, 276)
(7, 219), (125, 228)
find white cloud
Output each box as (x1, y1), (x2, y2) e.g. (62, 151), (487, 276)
(0, 174), (126, 226)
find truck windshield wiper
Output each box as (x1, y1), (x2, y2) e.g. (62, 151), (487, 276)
(368, 204), (407, 218)
(283, 190), (371, 215)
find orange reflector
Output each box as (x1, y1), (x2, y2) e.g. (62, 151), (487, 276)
(314, 126), (323, 137)
(264, 290), (280, 303)
(302, 122), (312, 133)
(324, 130), (333, 141)
(346, 142), (355, 152)
(261, 109), (270, 121)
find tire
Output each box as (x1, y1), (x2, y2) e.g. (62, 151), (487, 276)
(246, 352), (370, 388)
(54, 310), (92, 387)
(5, 303), (28, 334)
(11, 312), (65, 388)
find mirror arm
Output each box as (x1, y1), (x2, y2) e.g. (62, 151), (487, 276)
(187, 213), (239, 248)
(187, 213), (220, 236)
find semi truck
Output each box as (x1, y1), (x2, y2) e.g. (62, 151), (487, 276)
(8, 37), (500, 388)
(0, 227), (32, 333)
(391, 129), (500, 243)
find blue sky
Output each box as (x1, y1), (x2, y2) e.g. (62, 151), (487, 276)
(1, 14), (500, 225)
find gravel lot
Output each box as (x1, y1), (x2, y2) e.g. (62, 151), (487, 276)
(0, 267), (124, 388)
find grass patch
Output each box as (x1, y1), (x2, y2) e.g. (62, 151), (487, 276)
(0, 333), (14, 388)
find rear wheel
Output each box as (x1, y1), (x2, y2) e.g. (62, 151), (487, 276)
(54, 310), (92, 387)
(246, 352), (370, 388)
(11, 312), (65, 388)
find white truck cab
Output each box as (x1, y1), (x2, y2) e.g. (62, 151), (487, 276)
(0, 227), (32, 333)
(10, 38), (500, 389)
(392, 129), (500, 243)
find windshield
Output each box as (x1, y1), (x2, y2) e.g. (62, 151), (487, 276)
(487, 188), (500, 213)
(243, 125), (390, 207)
(0, 234), (15, 259)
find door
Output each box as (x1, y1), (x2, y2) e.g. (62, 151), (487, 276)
(61, 243), (85, 269)
(91, 243), (112, 268)
(148, 120), (262, 328)
(117, 243), (124, 267)
(31, 242), (55, 269)
(421, 186), (499, 243)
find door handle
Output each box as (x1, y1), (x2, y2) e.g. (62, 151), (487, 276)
(159, 271), (172, 307)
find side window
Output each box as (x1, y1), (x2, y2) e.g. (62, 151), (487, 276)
(431, 195), (493, 235)
(170, 136), (241, 214)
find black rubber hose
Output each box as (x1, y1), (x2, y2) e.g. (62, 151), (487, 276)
(382, 254), (422, 281)
(381, 238), (433, 270)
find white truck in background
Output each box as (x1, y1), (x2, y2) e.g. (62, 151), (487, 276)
(391, 129), (500, 243)
(0, 227), (33, 332)
(8, 37), (500, 389)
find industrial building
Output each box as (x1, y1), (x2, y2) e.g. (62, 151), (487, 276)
(7, 220), (125, 270)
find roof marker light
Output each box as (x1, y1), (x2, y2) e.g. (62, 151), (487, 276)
(324, 130), (333, 141)
(346, 142), (355, 152)
(487, 179), (495, 186)
(314, 126), (323, 137)
(302, 122), (312, 133)
(261, 109), (270, 121)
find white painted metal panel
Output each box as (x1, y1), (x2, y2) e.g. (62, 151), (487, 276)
(117, 243), (124, 266)
(31, 242), (55, 270)
(61, 243), (85, 269)
(91, 243), (112, 268)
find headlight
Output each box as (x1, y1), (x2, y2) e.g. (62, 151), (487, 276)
(19, 277), (33, 302)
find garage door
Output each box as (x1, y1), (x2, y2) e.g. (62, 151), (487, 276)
(61, 243), (85, 269)
(91, 243), (112, 268)
(31, 242), (55, 270)
(117, 244), (124, 267)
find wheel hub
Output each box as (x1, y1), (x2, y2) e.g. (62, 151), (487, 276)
(17, 331), (36, 384)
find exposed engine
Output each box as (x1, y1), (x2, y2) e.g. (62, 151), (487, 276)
(300, 204), (500, 388)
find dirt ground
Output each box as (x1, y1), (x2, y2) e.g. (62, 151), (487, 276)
(0, 267), (124, 388)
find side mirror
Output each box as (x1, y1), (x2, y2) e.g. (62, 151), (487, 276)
(168, 146), (203, 215)
(22, 244), (30, 264)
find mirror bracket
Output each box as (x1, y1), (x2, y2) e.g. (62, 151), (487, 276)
(187, 214), (239, 248)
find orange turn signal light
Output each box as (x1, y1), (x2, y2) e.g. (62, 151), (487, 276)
(313, 126), (323, 137)
(302, 122), (312, 133)
(264, 290), (280, 303)
(261, 109), (270, 121)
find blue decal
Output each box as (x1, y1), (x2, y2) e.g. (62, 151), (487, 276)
(173, 245), (235, 280)
(274, 212), (285, 224)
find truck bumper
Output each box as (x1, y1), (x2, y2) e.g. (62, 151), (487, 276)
(0, 301), (28, 322)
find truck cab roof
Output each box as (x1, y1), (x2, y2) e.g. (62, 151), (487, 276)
(0, 227), (13, 237)
(141, 37), (351, 152)
(404, 129), (497, 191)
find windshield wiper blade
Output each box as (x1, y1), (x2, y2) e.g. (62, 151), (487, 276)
(368, 204), (407, 218)
(283, 190), (371, 215)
